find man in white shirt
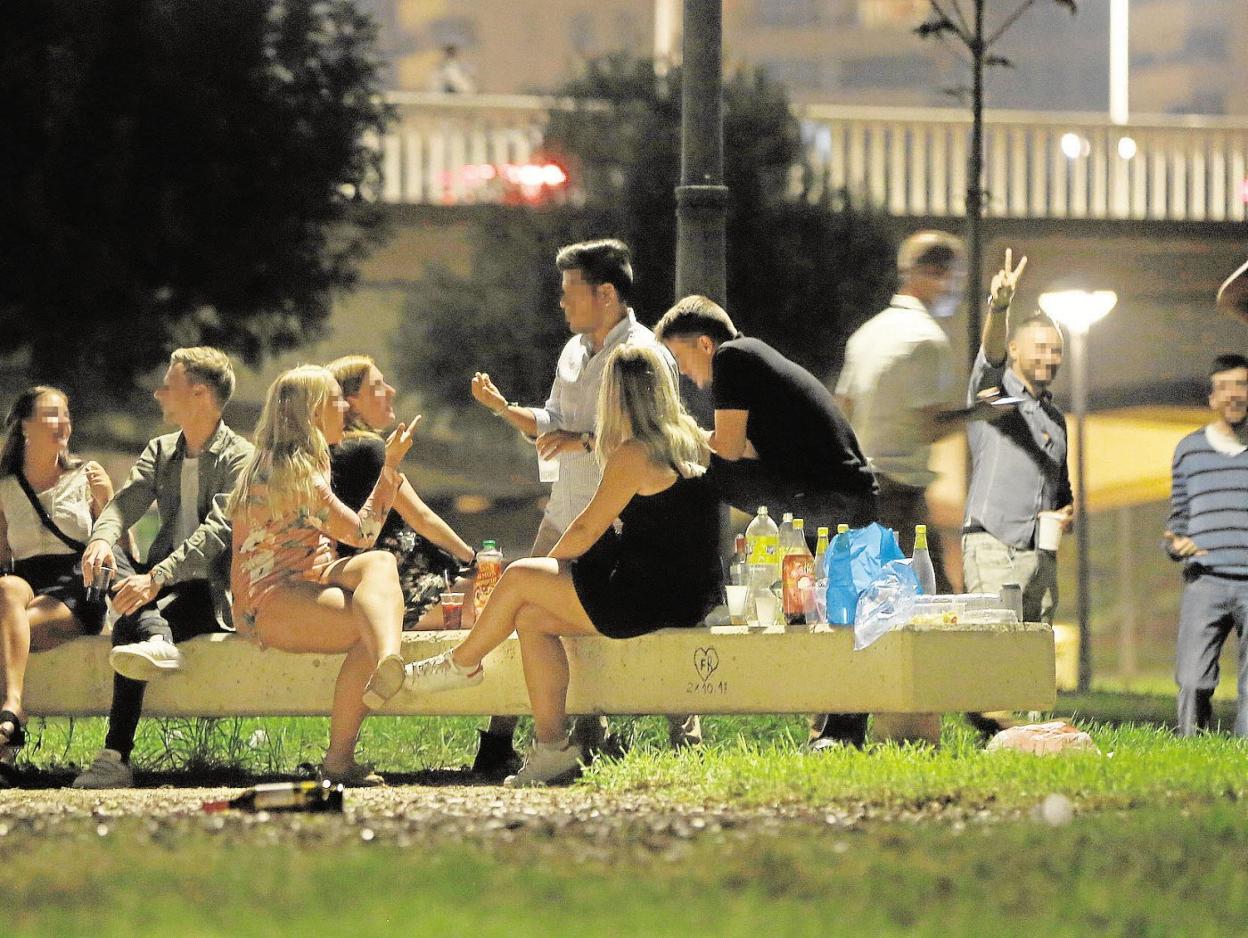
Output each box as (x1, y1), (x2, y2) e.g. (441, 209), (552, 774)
(835, 230), (969, 592)
(468, 239), (699, 778)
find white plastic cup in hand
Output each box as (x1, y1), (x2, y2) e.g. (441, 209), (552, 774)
(725, 584), (750, 625)
(1037, 511), (1065, 552)
(538, 455), (560, 483)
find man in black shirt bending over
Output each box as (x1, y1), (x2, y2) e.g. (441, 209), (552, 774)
(656, 295), (878, 529)
(656, 295), (878, 748)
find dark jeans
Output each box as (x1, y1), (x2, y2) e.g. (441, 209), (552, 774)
(702, 455), (880, 748)
(105, 578), (223, 759)
(875, 474), (953, 593)
(705, 455), (878, 529)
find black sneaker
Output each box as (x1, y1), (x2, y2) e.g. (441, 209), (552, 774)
(470, 730), (522, 781)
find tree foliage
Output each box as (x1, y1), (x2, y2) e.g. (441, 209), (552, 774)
(397, 56), (895, 408)
(0, 0), (390, 404)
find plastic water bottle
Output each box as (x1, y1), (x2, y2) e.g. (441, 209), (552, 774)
(912, 524), (937, 596)
(826, 524), (857, 625)
(813, 526), (830, 575)
(473, 540), (504, 617)
(745, 506), (779, 576)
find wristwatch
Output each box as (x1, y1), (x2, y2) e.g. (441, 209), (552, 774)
(580, 432), (593, 452)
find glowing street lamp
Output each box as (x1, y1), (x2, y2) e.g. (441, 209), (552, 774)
(1038, 289), (1118, 692)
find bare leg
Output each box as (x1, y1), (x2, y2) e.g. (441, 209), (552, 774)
(514, 603), (574, 744)
(255, 577), (391, 769)
(452, 558), (596, 670)
(2, 579), (87, 721)
(320, 551), (403, 661)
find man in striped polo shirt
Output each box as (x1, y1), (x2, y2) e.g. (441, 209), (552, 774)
(1167, 353), (1248, 736)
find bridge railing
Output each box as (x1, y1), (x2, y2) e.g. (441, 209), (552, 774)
(381, 92), (1248, 223)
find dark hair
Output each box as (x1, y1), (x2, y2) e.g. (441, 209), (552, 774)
(1, 386), (82, 477)
(654, 295), (739, 345)
(555, 239), (634, 303)
(1210, 353), (1248, 386)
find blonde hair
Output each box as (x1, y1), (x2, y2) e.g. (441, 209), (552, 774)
(227, 365), (335, 518)
(325, 354), (377, 434)
(595, 345), (709, 478)
(171, 346), (236, 408)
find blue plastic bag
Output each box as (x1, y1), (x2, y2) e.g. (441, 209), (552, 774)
(823, 523), (906, 625)
(853, 559), (920, 650)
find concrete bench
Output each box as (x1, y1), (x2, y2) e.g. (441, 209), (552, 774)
(23, 623), (1056, 736)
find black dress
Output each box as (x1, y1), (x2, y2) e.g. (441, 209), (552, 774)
(571, 469), (723, 639)
(329, 434), (460, 627)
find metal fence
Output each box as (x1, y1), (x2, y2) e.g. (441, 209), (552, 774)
(381, 92), (1248, 223)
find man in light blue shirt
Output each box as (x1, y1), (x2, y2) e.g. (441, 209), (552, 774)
(469, 239), (697, 777)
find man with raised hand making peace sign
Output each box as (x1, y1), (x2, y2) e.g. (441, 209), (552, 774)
(962, 248), (1073, 626)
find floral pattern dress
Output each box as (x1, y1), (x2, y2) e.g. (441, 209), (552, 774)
(229, 469), (398, 644)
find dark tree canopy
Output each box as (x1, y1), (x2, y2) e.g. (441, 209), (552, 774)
(0, 0), (390, 404)
(396, 56), (895, 409)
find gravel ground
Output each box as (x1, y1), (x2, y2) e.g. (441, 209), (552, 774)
(0, 777), (1009, 856)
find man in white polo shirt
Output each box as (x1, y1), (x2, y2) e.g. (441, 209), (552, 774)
(467, 238), (700, 779)
(834, 230), (969, 592)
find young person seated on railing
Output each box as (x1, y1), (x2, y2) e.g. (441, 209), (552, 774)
(226, 365), (416, 787)
(326, 355), (477, 628)
(401, 344), (723, 787)
(0, 387), (118, 786)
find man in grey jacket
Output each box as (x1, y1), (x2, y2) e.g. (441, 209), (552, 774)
(72, 347), (252, 788)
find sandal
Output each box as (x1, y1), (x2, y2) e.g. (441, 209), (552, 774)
(361, 654), (406, 710)
(317, 761), (385, 788)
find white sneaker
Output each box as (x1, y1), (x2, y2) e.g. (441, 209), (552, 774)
(504, 740), (584, 788)
(71, 749), (135, 789)
(110, 636), (183, 681)
(402, 650), (484, 695)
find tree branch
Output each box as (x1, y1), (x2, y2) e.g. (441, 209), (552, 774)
(928, 0), (973, 44)
(946, 0), (973, 36)
(986, 0), (1037, 47)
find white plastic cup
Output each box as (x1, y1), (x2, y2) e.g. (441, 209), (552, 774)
(725, 584), (750, 625)
(538, 456), (560, 483)
(754, 591), (779, 630)
(1037, 511), (1065, 551)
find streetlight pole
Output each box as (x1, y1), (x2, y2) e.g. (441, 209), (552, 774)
(675, 0), (728, 303)
(1039, 289), (1117, 694)
(1068, 323), (1092, 692)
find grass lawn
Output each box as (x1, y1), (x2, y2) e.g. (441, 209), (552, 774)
(6, 690), (1247, 935)
(6, 804), (1248, 936)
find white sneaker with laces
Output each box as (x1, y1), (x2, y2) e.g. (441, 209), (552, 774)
(402, 650), (484, 695)
(71, 748), (135, 789)
(110, 636), (184, 682)
(504, 740), (584, 788)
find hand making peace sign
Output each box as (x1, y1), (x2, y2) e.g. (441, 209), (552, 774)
(989, 247), (1028, 311)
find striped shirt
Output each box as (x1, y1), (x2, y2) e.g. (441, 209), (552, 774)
(1168, 426), (1248, 576)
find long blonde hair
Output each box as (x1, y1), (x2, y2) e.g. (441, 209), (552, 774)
(227, 365), (335, 517)
(325, 354), (380, 436)
(595, 345), (709, 478)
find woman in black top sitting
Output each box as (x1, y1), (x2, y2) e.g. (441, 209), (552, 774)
(326, 356), (476, 628)
(401, 344), (722, 787)
(0, 387), (117, 783)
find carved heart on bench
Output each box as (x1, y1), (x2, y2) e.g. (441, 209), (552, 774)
(693, 647), (719, 682)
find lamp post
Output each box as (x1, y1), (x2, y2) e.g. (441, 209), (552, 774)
(1038, 289), (1118, 693)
